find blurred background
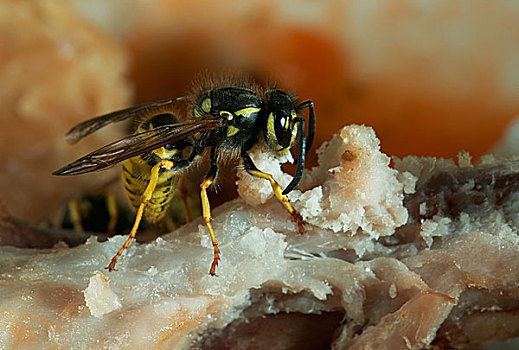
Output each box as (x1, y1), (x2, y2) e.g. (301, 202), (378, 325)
(1, 0), (518, 224)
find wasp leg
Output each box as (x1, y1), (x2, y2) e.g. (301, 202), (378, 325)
(200, 149), (221, 276)
(105, 193), (119, 235)
(178, 174), (192, 223)
(106, 159), (175, 272)
(67, 199), (84, 232)
(242, 152), (305, 233)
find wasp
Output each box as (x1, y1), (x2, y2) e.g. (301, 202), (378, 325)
(53, 77), (315, 275)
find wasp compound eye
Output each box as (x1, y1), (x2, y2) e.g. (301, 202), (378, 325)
(273, 110), (293, 149)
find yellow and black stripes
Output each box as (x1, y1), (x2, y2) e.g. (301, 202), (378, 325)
(122, 156), (177, 223)
(107, 159), (176, 271)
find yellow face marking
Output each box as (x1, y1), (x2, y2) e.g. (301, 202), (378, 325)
(152, 147), (178, 159)
(220, 111), (233, 120)
(194, 132), (202, 140)
(194, 108), (202, 117)
(235, 107), (261, 119)
(288, 110), (296, 129)
(289, 121), (298, 147)
(267, 112), (275, 135)
(202, 98), (211, 113)
(227, 125), (239, 137)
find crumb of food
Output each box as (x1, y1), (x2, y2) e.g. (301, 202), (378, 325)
(287, 125), (411, 238)
(83, 271), (121, 318)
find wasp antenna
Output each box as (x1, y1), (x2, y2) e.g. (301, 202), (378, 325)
(282, 117), (306, 195)
(297, 100), (315, 156)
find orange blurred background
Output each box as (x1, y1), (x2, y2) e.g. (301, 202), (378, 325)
(112, 0), (519, 159)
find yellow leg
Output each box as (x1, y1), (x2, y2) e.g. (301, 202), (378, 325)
(68, 199), (84, 232)
(247, 169), (304, 233)
(105, 193), (119, 235)
(200, 177), (221, 276)
(178, 175), (192, 223)
(246, 170), (296, 213)
(106, 160), (174, 271)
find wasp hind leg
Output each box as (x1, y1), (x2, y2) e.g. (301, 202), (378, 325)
(106, 159), (175, 272)
(105, 193), (119, 235)
(242, 152), (305, 233)
(66, 199), (85, 232)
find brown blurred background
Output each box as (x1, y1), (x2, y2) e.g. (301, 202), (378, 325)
(1, 0), (518, 223)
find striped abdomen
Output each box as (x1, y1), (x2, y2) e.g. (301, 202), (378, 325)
(122, 156), (177, 223)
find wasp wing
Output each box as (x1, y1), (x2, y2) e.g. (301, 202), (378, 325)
(65, 97), (189, 144)
(54, 118), (221, 176)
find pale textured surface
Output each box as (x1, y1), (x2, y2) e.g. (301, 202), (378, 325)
(1, 125), (519, 349)
(289, 125), (410, 237)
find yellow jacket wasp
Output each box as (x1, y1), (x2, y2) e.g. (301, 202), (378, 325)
(54, 78), (315, 275)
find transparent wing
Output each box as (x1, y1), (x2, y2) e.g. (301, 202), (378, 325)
(65, 97), (188, 144)
(54, 118), (221, 176)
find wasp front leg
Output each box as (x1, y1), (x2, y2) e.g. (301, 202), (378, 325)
(106, 159), (175, 272)
(242, 152), (305, 233)
(200, 148), (221, 276)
